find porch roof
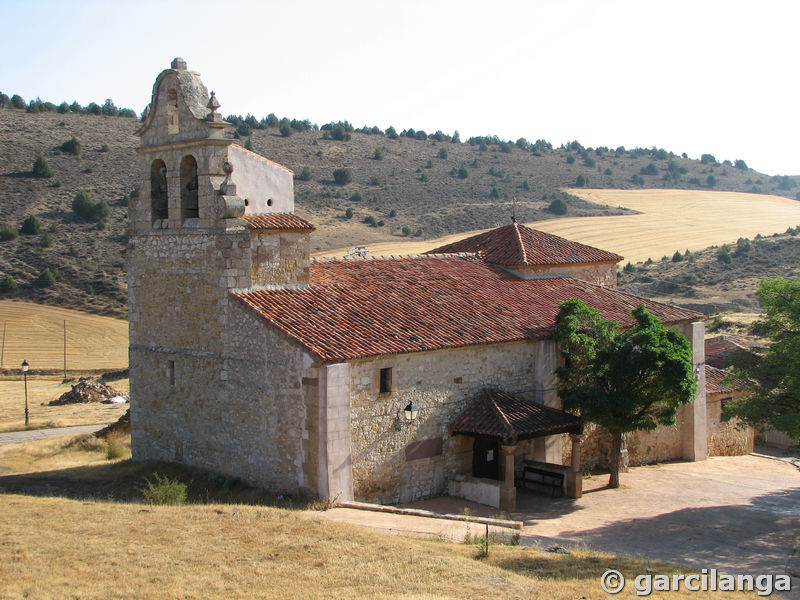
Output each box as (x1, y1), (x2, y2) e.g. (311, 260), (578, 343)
(450, 388), (582, 443)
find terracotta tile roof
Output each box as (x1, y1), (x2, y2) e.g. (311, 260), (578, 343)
(705, 335), (752, 368)
(243, 214), (316, 231)
(233, 255), (702, 362)
(705, 365), (738, 395)
(427, 222), (623, 266)
(450, 389), (582, 441)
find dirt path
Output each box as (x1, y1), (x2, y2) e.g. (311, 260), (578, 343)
(0, 424), (106, 444)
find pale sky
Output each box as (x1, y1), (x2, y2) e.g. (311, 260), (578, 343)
(1, 0), (797, 175)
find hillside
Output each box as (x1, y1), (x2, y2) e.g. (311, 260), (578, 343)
(617, 228), (800, 316)
(1, 105), (798, 316)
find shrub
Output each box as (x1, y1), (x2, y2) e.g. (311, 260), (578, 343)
(734, 159), (748, 170)
(349, 191), (362, 202)
(36, 268), (57, 287)
(566, 155), (575, 164)
(72, 190), (97, 219)
(437, 147), (448, 159)
(583, 156), (596, 168)
(20, 214), (42, 235)
(0, 275), (18, 292)
(671, 250), (683, 262)
(105, 435), (126, 460)
(0, 224), (19, 241)
(41, 232), (53, 247)
(372, 148), (384, 160)
(332, 168), (353, 185)
(631, 174), (644, 185)
(489, 187), (500, 199)
(401, 226), (411, 236)
(388, 209), (397, 218)
(61, 137), (80, 155)
(385, 126), (398, 139)
(297, 166), (312, 181)
(717, 244), (732, 264)
(344, 207), (354, 219)
(700, 153), (717, 165)
(457, 165), (468, 179)
(32, 155), (53, 178)
(521, 180), (530, 191)
(706, 175), (717, 187)
(142, 473), (188, 505)
(640, 163), (658, 176)
(548, 197), (568, 215)
(363, 215), (377, 227)
(279, 123), (292, 137)
(623, 262), (636, 273)
(575, 175), (587, 187)
(99, 143), (110, 152)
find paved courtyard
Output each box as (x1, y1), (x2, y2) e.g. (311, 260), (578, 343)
(322, 454), (800, 593)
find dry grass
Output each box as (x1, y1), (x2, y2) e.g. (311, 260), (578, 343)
(314, 189), (800, 264)
(0, 376), (129, 432)
(0, 435), (763, 599)
(0, 299), (128, 371)
(0, 495), (752, 600)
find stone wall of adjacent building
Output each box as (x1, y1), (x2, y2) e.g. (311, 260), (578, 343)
(506, 262), (618, 288)
(347, 340), (554, 504)
(706, 391), (754, 456)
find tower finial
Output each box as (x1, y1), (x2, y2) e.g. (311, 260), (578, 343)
(206, 91), (222, 122)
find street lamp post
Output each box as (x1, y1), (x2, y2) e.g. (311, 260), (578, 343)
(21, 360), (29, 427)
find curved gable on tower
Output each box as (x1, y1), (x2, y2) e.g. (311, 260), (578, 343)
(135, 57), (228, 146)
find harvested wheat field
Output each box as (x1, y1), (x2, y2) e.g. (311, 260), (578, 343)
(314, 189), (800, 264)
(0, 300), (128, 372)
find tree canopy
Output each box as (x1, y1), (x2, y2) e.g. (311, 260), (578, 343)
(555, 299), (696, 487)
(724, 277), (800, 438)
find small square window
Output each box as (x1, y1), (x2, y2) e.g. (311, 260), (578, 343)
(379, 367), (392, 394)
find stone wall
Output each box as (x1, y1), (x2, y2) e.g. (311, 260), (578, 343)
(250, 230), (311, 287)
(346, 340), (552, 504)
(506, 262), (618, 288)
(706, 391), (753, 456)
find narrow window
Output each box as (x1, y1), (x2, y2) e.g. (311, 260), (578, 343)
(150, 159), (168, 221)
(180, 155), (199, 220)
(167, 89), (179, 134)
(168, 360), (175, 386)
(379, 367), (392, 394)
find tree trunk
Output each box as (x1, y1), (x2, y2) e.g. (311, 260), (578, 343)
(609, 430), (623, 488)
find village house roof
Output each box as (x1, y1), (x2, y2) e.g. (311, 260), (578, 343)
(233, 254), (702, 362)
(704, 335), (753, 369)
(450, 388), (582, 442)
(705, 364), (738, 396)
(427, 222), (623, 266)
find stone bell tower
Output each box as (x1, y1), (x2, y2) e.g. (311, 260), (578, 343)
(128, 58), (314, 467)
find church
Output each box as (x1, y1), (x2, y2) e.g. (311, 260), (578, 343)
(128, 59), (712, 510)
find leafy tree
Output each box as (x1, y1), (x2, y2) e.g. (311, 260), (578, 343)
(671, 250), (683, 262)
(717, 244), (732, 264)
(706, 175), (717, 187)
(101, 98), (118, 116)
(32, 155), (53, 178)
(0, 92), (9, 107)
(575, 175), (588, 187)
(437, 147), (448, 159)
(388, 209), (397, 218)
(583, 156), (596, 168)
(363, 215), (377, 227)
(279, 123), (292, 137)
(61, 137), (80, 155)
(385, 126), (398, 139)
(623, 262), (636, 273)
(20, 214), (42, 235)
(725, 277), (800, 438)
(86, 102), (102, 115)
(297, 166), (313, 181)
(0, 275), (18, 292)
(566, 155), (575, 164)
(72, 190), (107, 221)
(734, 159), (748, 170)
(555, 300), (696, 488)
(401, 226), (411, 236)
(332, 168), (353, 185)
(700, 153), (717, 165)
(10, 94), (25, 109)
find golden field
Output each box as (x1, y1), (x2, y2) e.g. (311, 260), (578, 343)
(314, 189), (800, 264)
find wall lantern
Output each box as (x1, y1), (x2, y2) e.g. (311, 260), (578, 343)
(694, 364), (703, 381)
(396, 401), (419, 430)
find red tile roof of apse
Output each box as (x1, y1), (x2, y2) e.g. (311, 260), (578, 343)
(427, 222), (624, 266)
(233, 255), (702, 362)
(243, 214), (316, 231)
